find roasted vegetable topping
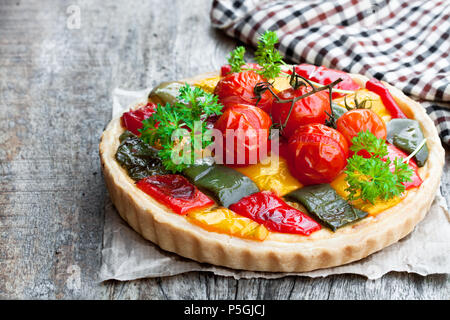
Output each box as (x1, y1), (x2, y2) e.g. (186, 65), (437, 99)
(187, 207), (269, 241)
(115, 131), (167, 181)
(271, 82), (332, 137)
(331, 173), (405, 216)
(386, 118), (428, 167)
(293, 64), (360, 98)
(336, 109), (387, 146)
(333, 89), (393, 123)
(148, 81), (184, 105)
(234, 155), (302, 196)
(229, 191), (321, 235)
(331, 103), (347, 120)
(287, 123), (349, 185)
(385, 143), (422, 190)
(121, 103), (157, 136)
(214, 104), (272, 165)
(365, 78), (407, 119)
(285, 184), (367, 231)
(344, 132), (414, 204)
(183, 164), (259, 208)
(140, 84), (223, 173)
(136, 174), (214, 215)
(214, 70), (274, 113)
(113, 34), (430, 239)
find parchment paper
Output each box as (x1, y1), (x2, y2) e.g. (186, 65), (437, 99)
(99, 88), (450, 281)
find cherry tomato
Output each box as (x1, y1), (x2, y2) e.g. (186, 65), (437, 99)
(214, 104), (272, 166)
(121, 102), (157, 135)
(214, 70), (273, 113)
(336, 109), (387, 145)
(287, 123), (349, 185)
(271, 85), (331, 138)
(293, 64), (360, 98)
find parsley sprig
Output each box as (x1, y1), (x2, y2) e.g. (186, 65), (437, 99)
(226, 30), (286, 78)
(349, 131), (388, 158)
(139, 84), (223, 172)
(344, 131), (413, 204)
(254, 31), (286, 79)
(228, 46), (246, 73)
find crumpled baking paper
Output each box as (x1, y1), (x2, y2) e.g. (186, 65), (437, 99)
(99, 88), (450, 281)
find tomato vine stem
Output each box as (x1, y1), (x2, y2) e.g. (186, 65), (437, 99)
(254, 67), (343, 133)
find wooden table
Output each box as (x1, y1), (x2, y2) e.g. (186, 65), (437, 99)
(1, 0), (448, 299)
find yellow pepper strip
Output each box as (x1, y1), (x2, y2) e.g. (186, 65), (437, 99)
(193, 76), (222, 94)
(272, 76), (292, 93)
(333, 89), (392, 123)
(187, 207), (269, 241)
(195, 75), (290, 95)
(235, 155), (303, 197)
(330, 172), (405, 216)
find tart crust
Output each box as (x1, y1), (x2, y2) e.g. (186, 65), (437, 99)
(99, 72), (445, 272)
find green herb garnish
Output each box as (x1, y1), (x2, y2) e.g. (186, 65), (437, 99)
(254, 30), (285, 79)
(228, 46), (246, 73)
(225, 30), (286, 78)
(344, 131), (413, 204)
(139, 84), (223, 173)
(349, 130), (388, 158)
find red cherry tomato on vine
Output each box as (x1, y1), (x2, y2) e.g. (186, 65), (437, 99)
(271, 86), (331, 138)
(336, 109), (387, 145)
(287, 123), (349, 185)
(214, 70), (273, 113)
(214, 104), (272, 166)
(293, 64), (360, 98)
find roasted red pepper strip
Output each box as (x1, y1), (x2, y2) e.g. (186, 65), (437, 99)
(220, 64), (232, 77)
(136, 175), (214, 215)
(229, 191), (321, 235)
(121, 102), (157, 135)
(365, 78), (407, 119)
(385, 143), (422, 190)
(293, 64), (360, 98)
(220, 63), (261, 76)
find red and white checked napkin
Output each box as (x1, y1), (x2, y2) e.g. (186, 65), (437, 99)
(211, 0), (450, 145)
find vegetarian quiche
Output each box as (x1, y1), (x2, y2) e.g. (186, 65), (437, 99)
(99, 32), (444, 272)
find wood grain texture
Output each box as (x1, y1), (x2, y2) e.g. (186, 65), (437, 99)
(0, 0), (448, 299)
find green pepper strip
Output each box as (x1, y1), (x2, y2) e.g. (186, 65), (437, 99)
(183, 164), (259, 208)
(115, 131), (168, 181)
(386, 118), (429, 167)
(284, 184), (367, 231)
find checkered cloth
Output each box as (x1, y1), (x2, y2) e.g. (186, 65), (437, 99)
(211, 0), (450, 145)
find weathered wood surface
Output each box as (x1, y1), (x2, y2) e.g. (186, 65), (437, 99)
(0, 0), (448, 299)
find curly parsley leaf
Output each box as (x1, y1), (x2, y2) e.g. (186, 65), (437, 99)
(350, 130), (388, 158)
(344, 131), (413, 204)
(254, 30), (285, 79)
(139, 83), (223, 173)
(228, 46), (247, 73)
